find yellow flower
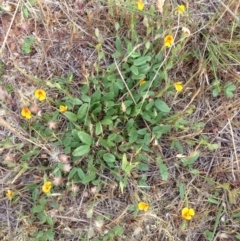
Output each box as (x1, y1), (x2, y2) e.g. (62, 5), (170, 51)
(164, 35), (174, 47)
(35, 89), (46, 101)
(139, 79), (146, 86)
(137, 0), (144, 10)
(59, 105), (68, 112)
(21, 107), (32, 119)
(176, 5), (185, 14)
(181, 207), (195, 220)
(42, 181), (52, 193)
(138, 202), (149, 211)
(6, 189), (14, 200)
(174, 82), (183, 92)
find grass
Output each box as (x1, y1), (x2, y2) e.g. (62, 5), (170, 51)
(0, 0), (240, 240)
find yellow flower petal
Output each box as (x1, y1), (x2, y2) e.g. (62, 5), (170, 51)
(6, 189), (14, 200)
(164, 35), (174, 47)
(174, 82), (183, 92)
(137, 0), (144, 10)
(59, 105), (68, 112)
(21, 107), (32, 119)
(42, 181), (52, 193)
(139, 79), (146, 86)
(176, 5), (185, 14)
(188, 208), (195, 216)
(138, 202), (149, 211)
(35, 89), (46, 101)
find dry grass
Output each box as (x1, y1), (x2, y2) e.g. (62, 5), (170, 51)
(0, 0), (240, 240)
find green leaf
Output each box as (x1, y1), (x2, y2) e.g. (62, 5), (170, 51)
(103, 153), (116, 163)
(156, 157), (168, 181)
(121, 154), (128, 171)
(77, 168), (85, 180)
(155, 99), (170, 113)
(232, 212), (240, 218)
(46, 216), (54, 226)
(68, 167), (77, 180)
(77, 103), (88, 120)
(208, 197), (220, 205)
(63, 137), (71, 147)
(133, 56), (151, 66)
(130, 65), (139, 75)
(113, 225), (124, 235)
(235, 233), (240, 240)
(101, 118), (113, 125)
(78, 131), (93, 145)
(124, 164), (136, 174)
(181, 151), (200, 167)
(171, 140), (183, 153)
(116, 36), (122, 52)
(72, 145), (90, 156)
(178, 183), (185, 200)
(31, 205), (44, 213)
(159, 163), (168, 181)
(212, 88), (220, 97)
(23, 7), (29, 19)
(45, 229), (55, 240)
(224, 82), (236, 98)
(204, 230), (214, 241)
(64, 111), (78, 122)
(32, 188), (39, 202)
(95, 122), (102, 135)
(130, 52), (141, 58)
(82, 173), (96, 184)
(207, 143), (218, 151)
(129, 128), (138, 143)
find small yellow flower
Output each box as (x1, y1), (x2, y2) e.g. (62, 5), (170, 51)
(42, 181), (52, 193)
(21, 107), (32, 119)
(139, 79), (146, 86)
(137, 0), (144, 10)
(164, 35), (174, 47)
(174, 82), (183, 92)
(59, 105), (68, 112)
(35, 89), (46, 101)
(138, 202), (149, 211)
(181, 207), (195, 220)
(6, 190), (14, 200)
(176, 5), (185, 14)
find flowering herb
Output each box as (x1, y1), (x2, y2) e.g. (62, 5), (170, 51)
(182, 207), (195, 220)
(138, 202), (149, 211)
(21, 107), (32, 119)
(59, 105), (68, 112)
(35, 89), (46, 101)
(164, 35), (174, 47)
(174, 82), (183, 92)
(42, 181), (52, 193)
(6, 189), (14, 200)
(137, 0), (144, 10)
(176, 5), (185, 14)
(139, 79), (146, 86)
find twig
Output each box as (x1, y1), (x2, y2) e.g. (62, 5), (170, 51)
(0, 0), (20, 56)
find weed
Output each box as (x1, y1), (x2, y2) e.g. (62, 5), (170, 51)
(1, 0), (240, 240)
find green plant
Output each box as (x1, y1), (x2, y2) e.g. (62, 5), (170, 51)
(212, 80), (236, 98)
(22, 35), (35, 54)
(22, 0), (36, 19)
(32, 229), (55, 241)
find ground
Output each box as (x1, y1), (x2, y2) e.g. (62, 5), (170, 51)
(0, 0), (240, 241)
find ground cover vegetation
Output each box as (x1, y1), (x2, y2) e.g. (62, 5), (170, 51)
(0, 0), (240, 240)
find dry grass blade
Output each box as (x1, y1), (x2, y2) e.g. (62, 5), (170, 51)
(156, 0), (166, 14)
